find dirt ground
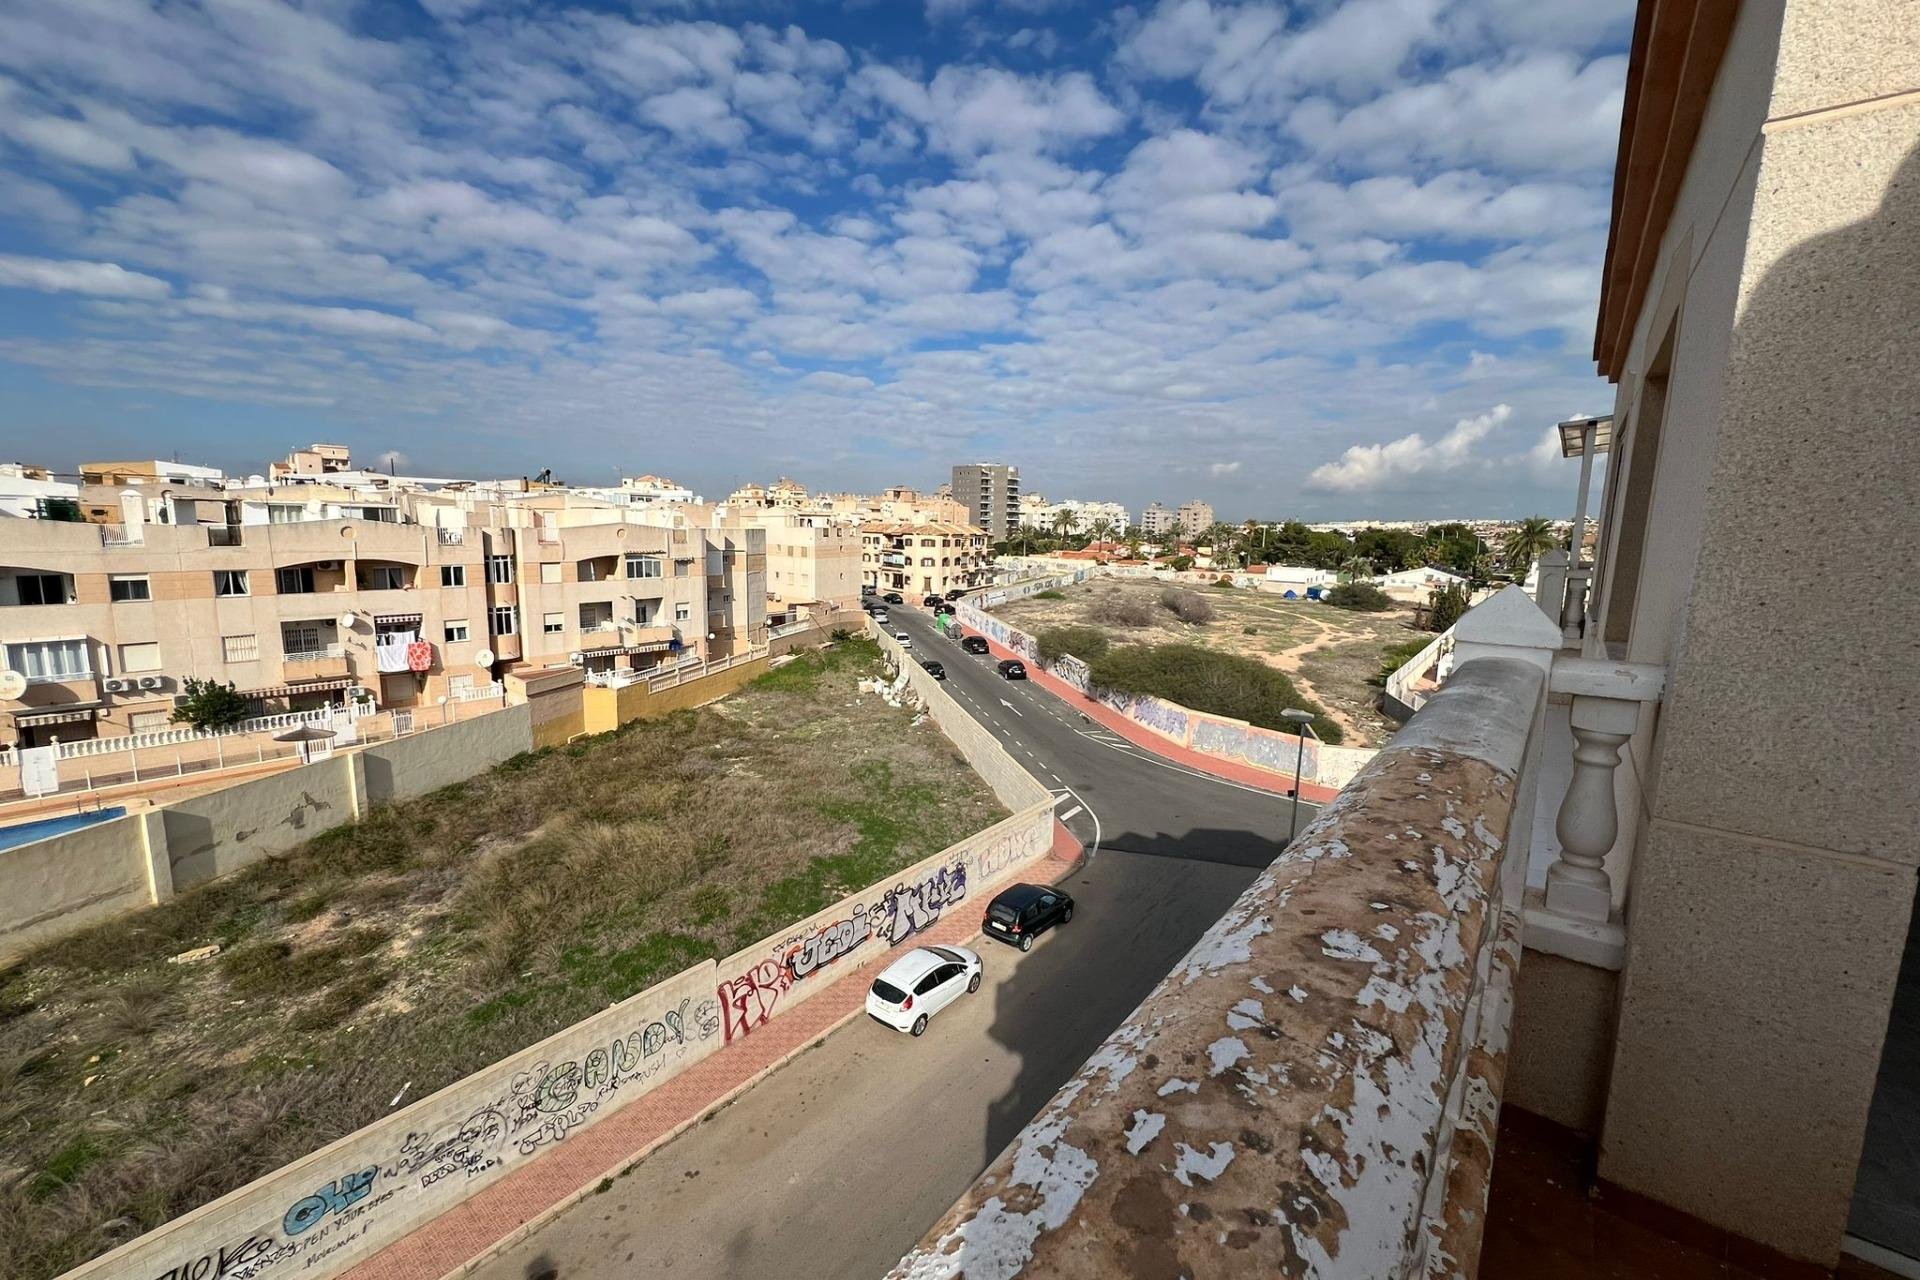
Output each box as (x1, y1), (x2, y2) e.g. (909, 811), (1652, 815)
(0, 636), (1004, 1280)
(995, 579), (1423, 746)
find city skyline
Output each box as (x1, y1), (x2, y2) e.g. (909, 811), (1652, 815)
(0, 0), (1625, 518)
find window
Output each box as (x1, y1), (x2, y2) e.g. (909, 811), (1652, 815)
(275, 566), (315, 594)
(486, 555), (514, 584)
(7, 638), (92, 681)
(110, 575), (151, 602)
(119, 641), (162, 673)
(440, 564), (466, 587)
(674, 602), (690, 622)
(444, 619), (469, 643)
(626, 554), (662, 580)
(634, 601), (654, 625)
(543, 612), (564, 634)
(12, 573), (69, 605)
(528, 561), (556, 584)
(575, 559), (603, 583)
(490, 605), (517, 635)
(130, 711), (171, 733)
(221, 634), (258, 663)
(282, 625), (322, 654)
(213, 570), (249, 597)
(361, 566), (404, 591)
(674, 559), (690, 577)
(267, 503), (305, 524)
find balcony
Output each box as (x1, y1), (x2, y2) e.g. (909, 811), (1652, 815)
(577, 620), (625, 651)
(436, 527), (465, 545)
(282, 645), (349, 683)
(891, 587), (1666, 1278)
(206, 524), (243, 547)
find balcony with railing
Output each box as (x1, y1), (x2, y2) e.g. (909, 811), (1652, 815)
(206, 524), (243, 547)
(281, 644), (349, 683)
(889, 584), (1666, 1278)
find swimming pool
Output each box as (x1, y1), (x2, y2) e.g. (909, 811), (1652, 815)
(0, 806), (127, 852)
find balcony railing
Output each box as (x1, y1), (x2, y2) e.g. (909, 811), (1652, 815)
(889, 586), (1664, 1278)
(280, 644), (345, 663)
(206, 525), (243, 547)
(436, 527), (465, 544)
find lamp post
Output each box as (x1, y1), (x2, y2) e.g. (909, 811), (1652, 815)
(1281, 708), (1318, 843)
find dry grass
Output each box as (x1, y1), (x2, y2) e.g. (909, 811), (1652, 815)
(0, 635), (1003, 1280)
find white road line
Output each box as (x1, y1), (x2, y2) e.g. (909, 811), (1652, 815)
(1059, 804), (1084, 821)
(999, 699), (1023, 717)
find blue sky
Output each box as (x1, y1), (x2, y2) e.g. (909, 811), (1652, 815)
(0, 0), (1632, 519)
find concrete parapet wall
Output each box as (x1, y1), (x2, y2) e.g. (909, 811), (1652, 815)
(579, 655), (769, 735)
(0, 811), (156, 959)
(56, 960), (722, 1280)
(889, 657), (1547, 1280)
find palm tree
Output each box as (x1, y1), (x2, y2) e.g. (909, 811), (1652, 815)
(1503, 515), (1558, 577)
(1339, 554), (1375, 583)
(1051, 508), (1079, 543)
(1089, 516), (1113, 546)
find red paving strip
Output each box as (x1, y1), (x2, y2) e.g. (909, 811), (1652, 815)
(971, 629), (1342, 805)
(346, 826), (1085, 1280)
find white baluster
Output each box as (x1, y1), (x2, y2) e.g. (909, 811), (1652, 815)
(1545, 692), (1639, 922)
(1561, 567), (1591, 646)
(1534, 548), (1569, 623)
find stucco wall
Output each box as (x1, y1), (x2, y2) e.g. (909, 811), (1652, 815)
(875, 623), (1052, 812)
(164, 754), (359, 890)
(578, 657), (770, 736)
(0, 811), (156, 959)
(57, 960), (722, 1280)
(360, 704), (533, 804)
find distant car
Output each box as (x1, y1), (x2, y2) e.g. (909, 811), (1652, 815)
(946, 586), (968, 598)
(997, 659), (1027, 680)
(860, 584), (877, 597)
(982, 883), (1074, 953)
(960, 635), (990, 654)
(872, 609), (890, 625)
(883, 591), (904, 604)
(923, 593), (944, 607)
(919, 659), (946, 680)
(895, 630), (912, 649)
(935, 602), (958, 617)
(866, 945), (983, 1035)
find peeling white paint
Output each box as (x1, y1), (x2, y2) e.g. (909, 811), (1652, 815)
(1227, 997), (1266, 1031)
(1375, 923), (1400, 941)
(1288, 985), (1309, 1003)
(1321, 929), (1382, 963)
(1250, 975), (1275, 994)
(1158, 1077), (1199, 1097)
(1207, 1036), (1248, 1076)
(1124, 1109), (1166, 1155)
(1172, 1141), (1236, 1187)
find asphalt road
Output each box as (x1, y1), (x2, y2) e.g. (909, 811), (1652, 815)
(473, 603), (1317, 1280)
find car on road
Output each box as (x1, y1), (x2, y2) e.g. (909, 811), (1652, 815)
(923, 593), (944, 607)
(919, 659), (946, 679)
(997, 658), (1028, 680)
(960, 635), (990, 654)
(935, 602), (958, 617)
(883, 591), (903, 604)
(982, 883), (1074, 952)
(872, 609), (889, 624)
(866, 945), (983, 1035)
(895, 630), (912, 649)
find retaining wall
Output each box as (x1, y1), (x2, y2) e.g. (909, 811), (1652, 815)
(579, 656), (770, 735)
(0, 810), (158, 958)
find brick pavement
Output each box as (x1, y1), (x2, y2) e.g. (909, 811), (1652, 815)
(345, 821), (1084, 1280)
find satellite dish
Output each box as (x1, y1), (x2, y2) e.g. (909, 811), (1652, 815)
(338, 612), (357, 629)
(474, 649), (495, 668)
(0, 670), (26, 700)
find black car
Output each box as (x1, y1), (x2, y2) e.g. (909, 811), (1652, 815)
(923, 593), (944, 607)
(997, 659), (1027, 680)
(883, 591), (904, 604)
(919, 659), (946, 680)
(935, 602), (958, 617)
(960, 635), (990, 654)
(982, 882), (1074, 952)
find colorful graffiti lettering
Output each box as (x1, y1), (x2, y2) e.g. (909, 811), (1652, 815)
(871, 860), (968, 945)
(787, 909), (871, 980)
(148, 1235), (273, 1280)
(282, 1167), (377, 1237)
(719, 958), (793, 1042)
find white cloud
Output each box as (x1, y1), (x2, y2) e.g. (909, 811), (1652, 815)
(1209, 460), (1242, 476)
(0, 253), (170, 298)
(1307, 404), (1512, 492)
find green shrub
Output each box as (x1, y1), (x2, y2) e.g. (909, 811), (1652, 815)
(1324, 582), (1394, 612)
(1369, 637), (1432, 688)
(1425, 581), (1470, 632)
(1034, 626), (1111, 664)
(1168, 555), (1194, 571)
(1159, 587), (1214, 624)
(1089, 644), (1342, 743)
(1032, 589), (1065, 600)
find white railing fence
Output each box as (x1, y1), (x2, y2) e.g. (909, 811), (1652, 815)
(449, 680), (506, 703)
(3, 706), (339, 764)
(1383, 625), (1455, 715)
(281, 645), (346, 663)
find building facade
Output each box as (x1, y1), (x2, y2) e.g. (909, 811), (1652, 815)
(951, 463), (1021, 540)
(1175, 500), (1215, 536)
(1017, 496), (1131, 536)
(1138, 502), (1178, 537)
(859, 522), (990, 598)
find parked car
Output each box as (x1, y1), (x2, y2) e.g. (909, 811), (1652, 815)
(919, 659), (946, 679)
(866, 945), (983, 1035)
(860, 584), (877, 597)
(883, 591), (904, 604)
(872, 609), (890, 625)
(982, 883), (1074, 953)
(935, 602), (958, 617)
(946, 586), (968, 598)
(895, 630), (913, 649)
(960, 635), (990, 654)
(997, 658), (1027, 680)
(923, 593), (944, 607)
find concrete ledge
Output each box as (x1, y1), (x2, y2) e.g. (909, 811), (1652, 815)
(889, 656), (1546, 1279)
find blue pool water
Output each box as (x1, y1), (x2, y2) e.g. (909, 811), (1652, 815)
(0, 806), (127, 852)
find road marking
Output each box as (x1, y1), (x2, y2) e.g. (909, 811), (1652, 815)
(999, 699), (1023, 716)
(1059, 804), (1084, 821)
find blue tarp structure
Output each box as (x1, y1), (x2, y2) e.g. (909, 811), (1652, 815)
(1282, 589), (1299, 599)
(1306, 586), (1323, 600)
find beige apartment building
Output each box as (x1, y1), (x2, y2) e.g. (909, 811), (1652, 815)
(1175, 499), (1214, 536)
(0, 507), (764, 749)
(860, 522), (990, 598)
(721, 508), (860, 622)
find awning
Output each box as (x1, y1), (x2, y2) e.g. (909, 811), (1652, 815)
(244, 678), (354, 698)
(13, 707), (100, 727)
(373, 611), (424, 625)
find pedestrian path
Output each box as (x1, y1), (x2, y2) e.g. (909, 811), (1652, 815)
(345, 823), (1084, 1280)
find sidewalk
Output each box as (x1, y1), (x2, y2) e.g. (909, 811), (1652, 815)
(967, 627), (1344, 805)
(346, 821), (1085, 1280)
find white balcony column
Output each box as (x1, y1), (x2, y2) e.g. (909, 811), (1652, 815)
(1534, 548), (1570, 622)
(1560, 416), (1599, 646)
(1541, 657), (1666, 926)
(1561, 567), (1591, 646)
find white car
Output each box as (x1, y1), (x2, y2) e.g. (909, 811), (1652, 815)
(866, 945), (983, 1036)
(873, 609), (890, 625)
(895, 630), (913, 649)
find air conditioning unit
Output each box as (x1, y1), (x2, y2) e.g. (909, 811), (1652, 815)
(567, 652), (584, 665)
(101, 677), (131, 693)
(137, 675), (168, 691)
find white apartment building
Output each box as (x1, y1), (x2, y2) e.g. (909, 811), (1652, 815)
(859, 522), (991, 598)
(1017, 496), (1131, 536)
(1138, 502), (1178, 537)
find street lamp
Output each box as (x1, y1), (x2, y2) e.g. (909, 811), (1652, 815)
(1281, 708), (1318, 843)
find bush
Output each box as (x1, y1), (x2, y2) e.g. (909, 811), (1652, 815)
(1369, 636), (1432, 688)
(1324, 582), (1394, 612)
(1091, 595), (1156, 628)
(1089, 644), (1343, 744)
(1168, 555), (1194, 571)
(170, 678), (251, 731)
(1159, 587), (1214, 624)
(1034, 626), (1112, 665)
(1243, 625), (1258, 635)
(1213, 576), (1236, 588)
(1032, 589), (1065, 600)
(1426, 582), (1470, 632)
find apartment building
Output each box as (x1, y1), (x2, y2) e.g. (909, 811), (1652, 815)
(1017, 495), (1131, 536)
(1175, 500), (1215, 536)
(859, 522), (990, 598)
(0, 505), (763, 749)
(268, 443), (351, 479)
(1138, 502), (1178, 537)
(951, 463), (1020, 540)
(721, 508), (860, 622)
